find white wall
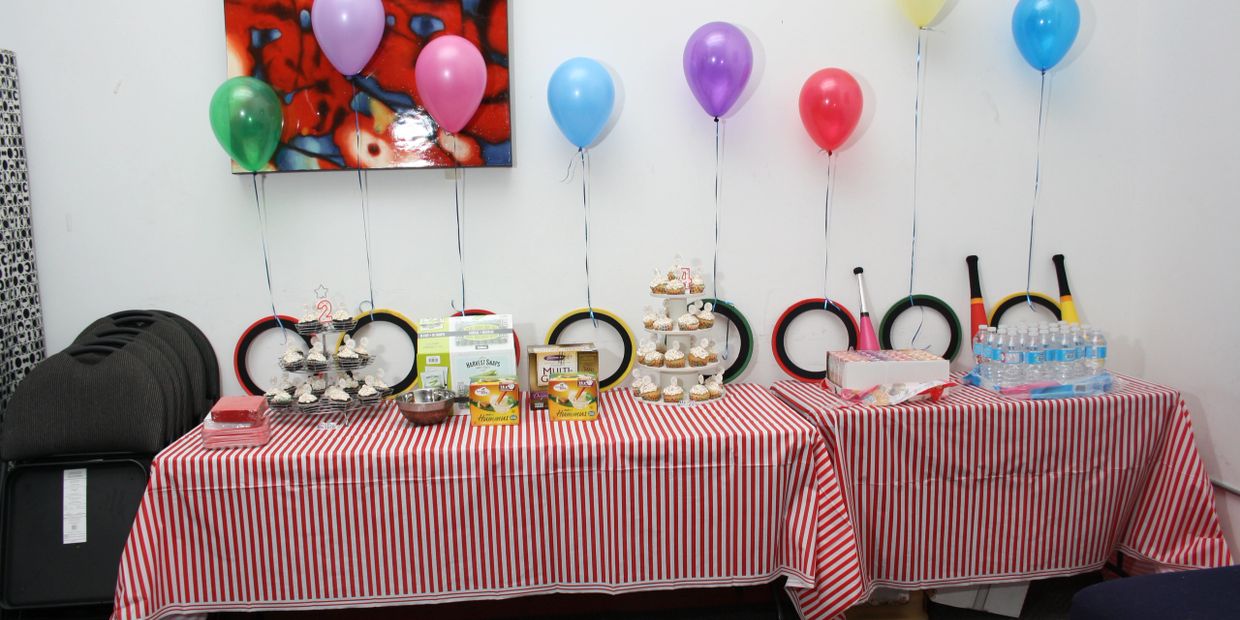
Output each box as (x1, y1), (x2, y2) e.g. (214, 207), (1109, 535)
(2, 1), (1238, 543)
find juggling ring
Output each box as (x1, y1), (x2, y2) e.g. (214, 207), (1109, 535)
(339, 309), (420, 395)
(545, 308), (635, 391)
(988, 292), (1062, 326)
(878, 295), (964, 360)
(703, 298), (755, 384)
(773, 298), (860, 382)
(452, 308), (521, 366)
(233, 315), (312, 396)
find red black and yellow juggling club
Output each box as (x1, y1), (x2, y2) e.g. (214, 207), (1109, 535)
(966, 255), (988, 338)
(1052, 254), (1079, 324)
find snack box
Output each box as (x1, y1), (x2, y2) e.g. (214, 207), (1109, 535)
(527, 343), (599, 410)
(547, 372), (600, 422)
(416, 314), (517, 396)
(468, 377), (521, 426)
(826, 349), (949, 391)
(209, 395), (266, 424)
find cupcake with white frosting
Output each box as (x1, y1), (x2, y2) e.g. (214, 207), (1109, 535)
(662, 378), (684, 403)
(664, 342), (686, 369)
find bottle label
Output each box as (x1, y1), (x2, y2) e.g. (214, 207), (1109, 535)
(1097, 345), (1107, 359)
(1084, 345), (1097, 359)
(1004, 351), (1023, 364)
(974, 343), (985, 357)
(1024, 351), (1038, 364)
(1063, 349), (1077, 363)
(1047, 349), (1062, 362)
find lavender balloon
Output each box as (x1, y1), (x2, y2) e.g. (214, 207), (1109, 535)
(683, 22), (753, 119)
(311, 0), (386, 77)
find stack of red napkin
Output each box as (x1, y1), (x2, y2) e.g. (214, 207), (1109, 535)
(201, 395), (272, 449)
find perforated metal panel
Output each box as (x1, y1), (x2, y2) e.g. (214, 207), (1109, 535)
(0, 50), (44, 411)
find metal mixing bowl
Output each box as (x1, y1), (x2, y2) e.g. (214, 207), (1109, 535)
(395, 388), (456, 426)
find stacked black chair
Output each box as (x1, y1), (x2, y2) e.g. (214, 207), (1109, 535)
(0, 310), (218, 611)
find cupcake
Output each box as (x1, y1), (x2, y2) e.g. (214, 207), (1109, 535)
(699, 338), (719, 363)
(643, 350), (665, 368)
(297, 392), (319, 409)
(294, 382), (313, 397)
(677, 313), (700, 331)
(706, 374), (725, 399)
(653, 315), (673, 332)
(688, 343), (710, 367)
(664, 278), (686, 296)
(640, 381), (660, 402)
(324, 386), (351, 408)
(357, 383), (381, 402)
(630, 374), (647, 397)
(331, 308), (355, 331)
(305, 343), (328, 372)
(650, 269), (668, 294)
(664, 343), (686, 369)
(696, 302), (715, 329)
(690, 272), (706, 295)
(365, 374), (391, 395)
(309, 376), (328, 395)
(266, 388), (293, 408)
(642, 307), (658, 329)
(337, 373), (360, 393)
(662, 378), (684, 403)
(280, 346), (305, 371)
(297, 307), (323, 334)
(689, 382), (710, 402)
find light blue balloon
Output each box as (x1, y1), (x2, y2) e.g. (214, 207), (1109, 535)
(547, 57), (616, 149)
(1012, 0), (1081, 72)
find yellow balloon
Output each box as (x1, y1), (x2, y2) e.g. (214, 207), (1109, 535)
(897, 0), (947, 28)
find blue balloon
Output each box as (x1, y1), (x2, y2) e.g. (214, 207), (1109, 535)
(1012, 0), (1081, 72)
(547, 57), (616, 148)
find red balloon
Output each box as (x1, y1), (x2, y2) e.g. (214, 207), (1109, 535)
(798, 68), (864, 154)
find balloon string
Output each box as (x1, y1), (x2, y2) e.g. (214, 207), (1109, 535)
(907, 26), (929, 349)
(1025, 70), (1050, 309)
(580, 148), (597, 327)
(351, 81), (376, 320)
(453, 133), (467, 312)
(559, 150), (582, 183)
(823, 151), (840, 310)
(252, 173), (285, 344)
(712, 116), (722, 300)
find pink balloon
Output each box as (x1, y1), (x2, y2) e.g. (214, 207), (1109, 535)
(310, 0), (386, 77)
(414, 35), (488, 134)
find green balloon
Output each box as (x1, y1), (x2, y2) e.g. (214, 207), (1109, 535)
(208, 77), (284, 172)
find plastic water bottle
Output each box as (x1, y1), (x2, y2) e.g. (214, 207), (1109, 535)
(1084, 327), (1108, 375)
(1056, 328), (1079, 381)
(1071, 326), (1087, 378)
(973, 328), (990, 377)
(1025, 327), (1048, 382)
(986, 327), (1002, 383)
(1003, 328), (1026, 387)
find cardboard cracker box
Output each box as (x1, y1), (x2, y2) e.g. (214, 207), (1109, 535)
(416, 314), (517, 395)
(527, 343), (599, 410)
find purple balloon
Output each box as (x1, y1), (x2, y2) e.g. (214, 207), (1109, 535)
(311, 0), (386, 77)
(683, 22), (754, 118)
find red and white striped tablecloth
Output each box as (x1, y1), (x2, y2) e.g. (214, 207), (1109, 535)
(771, 375), (1233, 594)
(111, 384), (865, 620)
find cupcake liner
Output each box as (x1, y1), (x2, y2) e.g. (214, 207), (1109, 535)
(280, 359), (306, 372)
(296, 321), (326, 336)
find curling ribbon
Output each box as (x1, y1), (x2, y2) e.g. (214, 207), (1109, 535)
(1025, 71), (1052, 309)
(823, 151), (839, 311)
(352, 81), (376, 319)
(250, 173), (285, 343)
(906, 26), (930, 348)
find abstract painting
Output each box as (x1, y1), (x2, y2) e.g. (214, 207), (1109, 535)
(224, 0), (510, 172)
